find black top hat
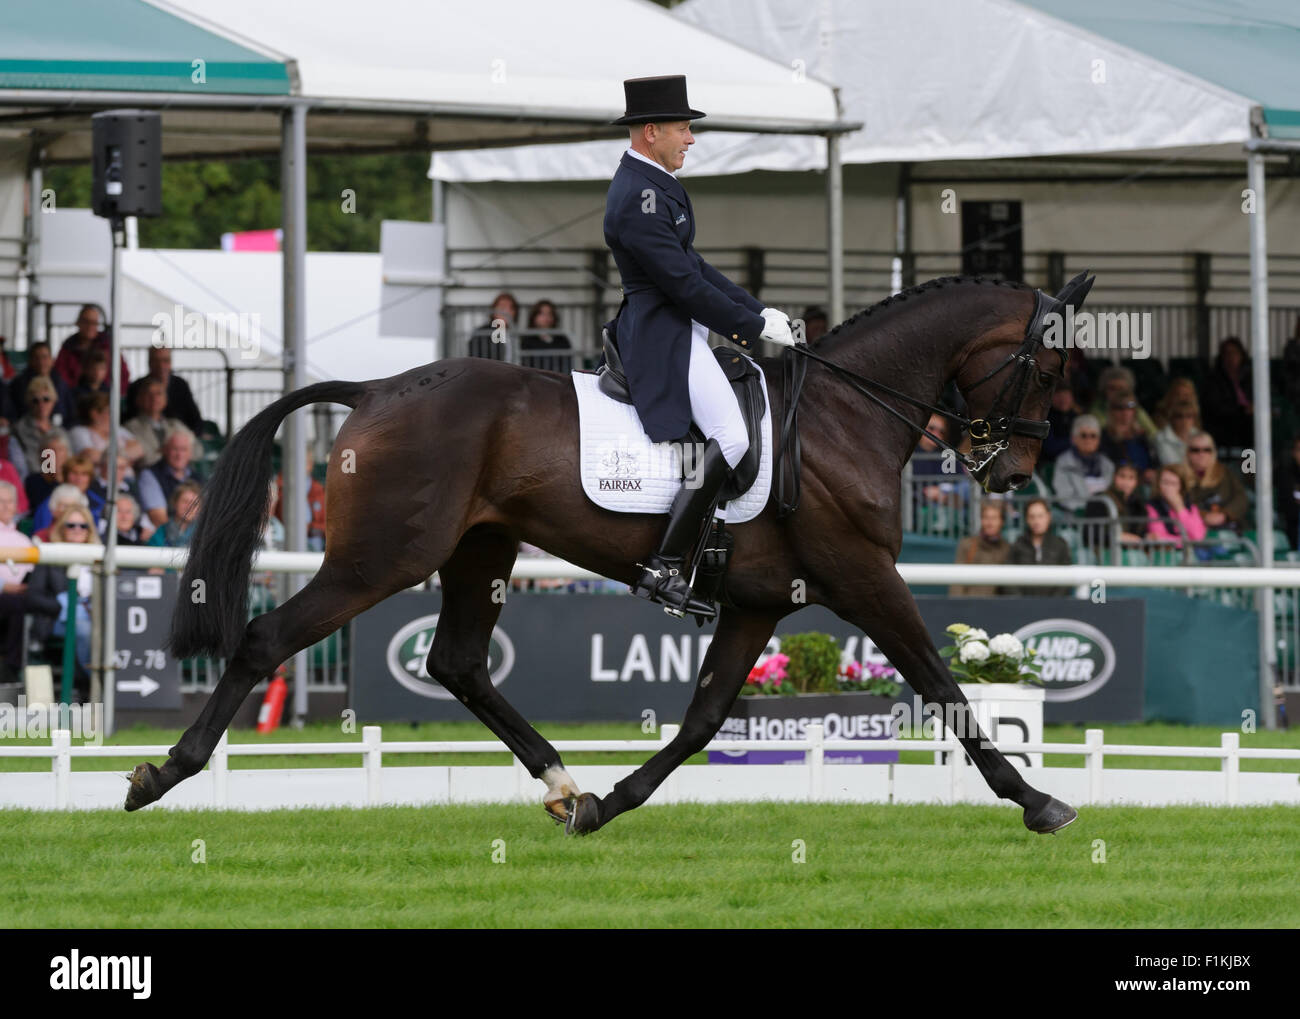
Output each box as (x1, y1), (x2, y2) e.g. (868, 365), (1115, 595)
(613, 75), (706, 125)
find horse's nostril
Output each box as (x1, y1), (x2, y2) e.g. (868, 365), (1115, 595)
(1008, 473), (1030, 490)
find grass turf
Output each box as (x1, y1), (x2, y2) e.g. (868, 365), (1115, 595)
(1, 802), (1296, 928)
(1, 720), (1297, 772)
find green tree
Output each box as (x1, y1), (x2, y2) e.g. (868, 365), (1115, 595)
(44, 152), (431, 251)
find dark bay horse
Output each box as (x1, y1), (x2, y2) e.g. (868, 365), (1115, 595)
(127, 275), (1084, 835)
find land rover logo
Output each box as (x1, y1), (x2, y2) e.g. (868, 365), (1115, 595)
(384, 614), (515, 700)
(1012, 618), (1115, 702)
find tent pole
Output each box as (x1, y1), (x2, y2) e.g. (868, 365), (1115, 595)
(826, 132), (843, 326)
(1247, 147), (1276, 730)
(281, 104), (310, 726)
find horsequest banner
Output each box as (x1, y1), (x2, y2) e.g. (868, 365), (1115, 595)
(349, 591), (1143, 725)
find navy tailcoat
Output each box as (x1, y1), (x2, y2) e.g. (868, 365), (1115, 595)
(602, 151), (765, 442)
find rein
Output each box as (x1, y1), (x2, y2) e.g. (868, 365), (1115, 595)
(771, 289), (1066, 518)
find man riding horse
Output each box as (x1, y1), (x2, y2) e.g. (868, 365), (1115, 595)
(604, 74), (797, 620)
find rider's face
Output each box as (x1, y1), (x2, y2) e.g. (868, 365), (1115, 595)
(648, 121), (693, 172)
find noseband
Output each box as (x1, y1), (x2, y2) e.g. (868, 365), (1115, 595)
(772, 288), (1068, 517)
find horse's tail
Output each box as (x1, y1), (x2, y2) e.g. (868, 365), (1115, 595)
(166, 380), (367, 660)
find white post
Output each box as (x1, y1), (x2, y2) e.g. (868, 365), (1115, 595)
(660, 723), (680, 804)
(212, 730), (228, 808)
(363, 725), (382, 806)
(513, 757), (530, 803)
(947, 732), (965, 804)
(53, 728), (71, 809)
(1085, 728), (1104, 805)
(1221, 732), (1240, 807)
(806, 721), (825, 802)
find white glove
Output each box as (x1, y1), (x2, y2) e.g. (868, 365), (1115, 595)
(759, 307), (795, 347)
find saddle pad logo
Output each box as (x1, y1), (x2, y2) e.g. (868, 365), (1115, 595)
(598, 447), (643, 491)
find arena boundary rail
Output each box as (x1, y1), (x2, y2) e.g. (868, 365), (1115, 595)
(2, 723), (1297, 811)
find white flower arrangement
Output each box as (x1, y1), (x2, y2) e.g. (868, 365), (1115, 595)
(941, 623), (1041, 684)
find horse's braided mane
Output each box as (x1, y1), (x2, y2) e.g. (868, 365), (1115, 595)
(812, 275), (1034, 348)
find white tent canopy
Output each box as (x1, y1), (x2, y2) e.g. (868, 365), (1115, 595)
(150, 0), (847, 150)
(432, 0), (1260, 181)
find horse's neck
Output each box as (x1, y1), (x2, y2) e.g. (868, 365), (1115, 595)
(811, 306), (967, 459)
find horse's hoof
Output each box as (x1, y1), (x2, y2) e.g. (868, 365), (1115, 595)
(566, 792), (602, 836)
(124, 762), (162, 812)
(1024, 795), (1077, 834)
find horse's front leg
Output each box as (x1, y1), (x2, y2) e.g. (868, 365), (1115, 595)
(830, 560), (1076, 834)
(569, 606), (785, 834)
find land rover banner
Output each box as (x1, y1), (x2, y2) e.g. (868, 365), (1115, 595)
(351, 591), (1143, 724)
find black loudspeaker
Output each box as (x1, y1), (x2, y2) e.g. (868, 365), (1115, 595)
(91, 110), (162, 219)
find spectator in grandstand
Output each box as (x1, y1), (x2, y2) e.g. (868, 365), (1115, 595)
(1052, 415), (1114, 512)
(1152, 398), (1200, 468)
(1100, 394), (1158, 486)
(1276, 435), (1300, 552)
(138, 429), (199, 528)
(1004, 498), (1073, 596)
(1153, 377), (1201, 431)
(1084, 461), (1148, 547)
(24, 436), (68, 511)
(1146, 464), (1206, 548)
(147, 481), (202, 547)
(53, 304), (128, 396)
(468, 291), (520, 360)
(1090, 366), (1156, 435)
(14, 377), (69, 470)
(33, 454), (99, 531)
(518, 299), (574, 373)
(32, 484), (90, 543)
(1183, 430), (1248, 532)
(68, 392), (145, 465)
(108, 492), (148, 546)
(124, 346), (204, 434)
(124, 379), (193, 468)
(24, 504), (99, 696)
(73, 349), (110, 409)
(0, 334), (16, 382)
(1282, 323), (1300, 413)
(273, 453), (325, 552)
(89, 453), (138, 517)
(10, 340), (76, 428)
(910, 412), (967, 529)
(0, 480), (33, 682)
(0, 443), (27, 516)
(799, 306), (828, 344)
(1202, 337), (1254, 451)
(950, 501), (1010, 598)
(1042, 384), (1080, 462)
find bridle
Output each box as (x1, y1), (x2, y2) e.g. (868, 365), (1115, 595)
(773, 285), (1078, 518)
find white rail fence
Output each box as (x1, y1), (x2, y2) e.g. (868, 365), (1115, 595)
(2, 723), (1297, 811)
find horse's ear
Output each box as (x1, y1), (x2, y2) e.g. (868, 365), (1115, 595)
(1055, 271), (1096, 310)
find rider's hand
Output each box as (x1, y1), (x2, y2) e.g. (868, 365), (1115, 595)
(759, 307), (795, 347)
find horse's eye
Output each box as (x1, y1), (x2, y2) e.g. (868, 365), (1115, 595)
(1038, 372), (1054, 387)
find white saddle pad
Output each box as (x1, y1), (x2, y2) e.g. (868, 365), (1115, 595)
(571, 361), (773, 524)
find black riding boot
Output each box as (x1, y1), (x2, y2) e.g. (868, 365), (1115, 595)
(630, 438), (731, 620)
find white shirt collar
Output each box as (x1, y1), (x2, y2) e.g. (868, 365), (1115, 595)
(626, 147), (676, 178)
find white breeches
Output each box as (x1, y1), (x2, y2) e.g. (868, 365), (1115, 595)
(686, 320), (748, 469)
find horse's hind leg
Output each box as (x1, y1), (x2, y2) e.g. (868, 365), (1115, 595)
(425, 525), (579, 822)
(125, 562), (423, 809)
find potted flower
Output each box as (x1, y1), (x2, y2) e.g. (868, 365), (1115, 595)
(713, 633), (901, 765)
(937, 623), (1044, 767)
